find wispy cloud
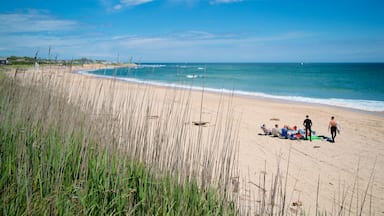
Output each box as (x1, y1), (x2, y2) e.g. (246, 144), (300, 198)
(113, 4), (123, 10)
(113, 0), (153, 10)
(0, 10), (77, 33)
(0, 27), (311, 60)
(0, 10), (84, 57)
(171, 31), (217, 40)
(121, 0), (153, 6)
(0, 8), (314, 61)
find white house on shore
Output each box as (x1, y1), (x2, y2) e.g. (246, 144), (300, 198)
(0, 57), (8, 65)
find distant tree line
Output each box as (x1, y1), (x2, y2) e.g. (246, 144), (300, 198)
(5, 56), (107, 65)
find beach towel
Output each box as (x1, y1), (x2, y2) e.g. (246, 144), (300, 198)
(310, 136), (322, 140)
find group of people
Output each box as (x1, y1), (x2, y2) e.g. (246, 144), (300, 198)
(260, 115), (340, 142)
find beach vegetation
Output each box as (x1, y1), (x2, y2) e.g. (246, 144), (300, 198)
(4, 55), (112, 66)
(0, 66), (239, 215)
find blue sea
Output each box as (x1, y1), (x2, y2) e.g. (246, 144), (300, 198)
(81, 63), (384, 112)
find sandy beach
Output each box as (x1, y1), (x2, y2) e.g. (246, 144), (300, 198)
(177, 78), (384, 215)
(11, 64), (384, 215)
(230, 95), (384, 214)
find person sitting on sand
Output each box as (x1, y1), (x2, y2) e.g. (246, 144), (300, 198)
(280, 126), (288, 138)
(260, 124), (272, 135)
(271, 124), (280, 137)
(328, 116), (337, 142)
(284, 124), (294, 131)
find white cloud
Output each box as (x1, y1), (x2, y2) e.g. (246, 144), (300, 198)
(171, 31), (217, 40)
(113, 4), (123, 10)
(120, 0), (153, 6)
(113, 0), (153, 9)
(0, 10), (77, 33)
(0, 28), (311, 61)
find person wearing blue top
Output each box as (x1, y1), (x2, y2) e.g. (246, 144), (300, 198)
(281, 127), (288, 138)
(303, 115), (312, 141)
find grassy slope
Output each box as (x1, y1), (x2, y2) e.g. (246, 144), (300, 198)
(0, 68), (237, 215)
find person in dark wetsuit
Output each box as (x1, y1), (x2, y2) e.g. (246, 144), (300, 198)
(303, 115), (312, 141)
(328, 116), (337, 142)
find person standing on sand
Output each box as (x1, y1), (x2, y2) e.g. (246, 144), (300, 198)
(303, 115), (312, 141)
(328, 116), (337, 142)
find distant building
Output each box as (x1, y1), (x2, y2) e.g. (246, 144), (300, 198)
(0, 57), (8, 65)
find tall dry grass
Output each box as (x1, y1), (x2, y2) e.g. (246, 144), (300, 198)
(0, 64), (241, 215)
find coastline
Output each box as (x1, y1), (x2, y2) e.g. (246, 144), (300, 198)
(78, 67), (384, 116)
(13, 64), (384, 214)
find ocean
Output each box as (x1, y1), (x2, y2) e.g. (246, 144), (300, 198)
(81, 63), (384, 112)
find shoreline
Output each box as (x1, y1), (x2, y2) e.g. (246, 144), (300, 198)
(76, 68), (384, 117)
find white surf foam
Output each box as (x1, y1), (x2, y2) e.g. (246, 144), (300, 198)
(77, 70), (384, 112)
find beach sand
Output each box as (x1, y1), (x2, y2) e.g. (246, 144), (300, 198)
(11, 64), (384, 215)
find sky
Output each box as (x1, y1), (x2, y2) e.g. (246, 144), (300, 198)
(0, 0), (383, 62)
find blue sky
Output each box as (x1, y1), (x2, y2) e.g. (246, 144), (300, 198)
(1, 0), (383, 62)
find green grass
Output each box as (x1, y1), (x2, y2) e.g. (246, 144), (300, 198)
(0, 70), (238, 215)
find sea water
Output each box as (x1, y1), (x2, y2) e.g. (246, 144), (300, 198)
(82, 63), (384, 112)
